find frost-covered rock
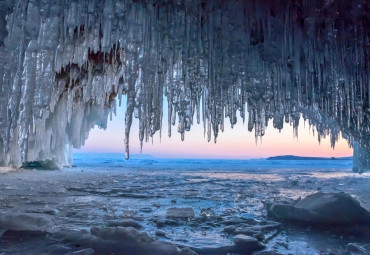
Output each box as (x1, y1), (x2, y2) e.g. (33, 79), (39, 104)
(267, 192), (370, 226)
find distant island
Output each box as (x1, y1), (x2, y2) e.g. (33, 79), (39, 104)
(267, 155), (352, 160)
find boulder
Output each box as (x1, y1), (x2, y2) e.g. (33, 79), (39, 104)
(267, 192), (370, 226)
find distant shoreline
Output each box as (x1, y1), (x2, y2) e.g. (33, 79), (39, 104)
(73, 152), (353, 161)
(267, 155), (353, 160)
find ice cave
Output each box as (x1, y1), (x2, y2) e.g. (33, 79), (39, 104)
(0, 0), (369, 170)
(1, 1), (370, 254)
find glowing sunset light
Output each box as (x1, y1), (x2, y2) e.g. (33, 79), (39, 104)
(76, 102), (352, 159)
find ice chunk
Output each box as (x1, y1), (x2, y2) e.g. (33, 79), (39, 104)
(166, 208), (195, 219)
(0, 213), (53, 232)
(233, 234), (265, 251)
(266, 192), (370, 226)
(90, 226), (178, 255)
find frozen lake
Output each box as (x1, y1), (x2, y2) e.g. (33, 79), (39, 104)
(0, 154), (369, 255)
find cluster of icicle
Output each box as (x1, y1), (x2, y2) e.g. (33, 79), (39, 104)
(0, 0), (369, 171)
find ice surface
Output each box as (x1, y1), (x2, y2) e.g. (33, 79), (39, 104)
(0, 155), (369, 254)
(0, 0), (368, 169)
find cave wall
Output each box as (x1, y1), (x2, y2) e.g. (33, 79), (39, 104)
(0, 0), (368, 170)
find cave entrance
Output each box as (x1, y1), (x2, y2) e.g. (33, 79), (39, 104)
(74, 100), (353, 161)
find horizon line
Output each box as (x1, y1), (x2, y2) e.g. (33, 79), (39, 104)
(73, 152), (353, 160)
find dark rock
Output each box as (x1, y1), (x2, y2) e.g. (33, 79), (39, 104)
(252, 233), (265, 242)
(164, 219), (181, 226)
(155, 230), (166, 237)
(155, 220), (165, 228)
(223, 225), (236, 234)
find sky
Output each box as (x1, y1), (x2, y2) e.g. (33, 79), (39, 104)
(75, 98), (353, 159)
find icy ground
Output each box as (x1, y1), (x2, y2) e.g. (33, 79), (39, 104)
(0, 154), (369, 255)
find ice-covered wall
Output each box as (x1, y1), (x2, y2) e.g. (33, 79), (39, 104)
(0, 0), (369, 170)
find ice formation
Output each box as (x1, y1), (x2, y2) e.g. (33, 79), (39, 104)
(0, 0), (369, 171)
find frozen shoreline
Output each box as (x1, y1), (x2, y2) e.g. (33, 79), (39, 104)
(0, 158), (369, 254)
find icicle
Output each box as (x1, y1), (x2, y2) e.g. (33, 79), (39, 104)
(0, 0), (368, 170)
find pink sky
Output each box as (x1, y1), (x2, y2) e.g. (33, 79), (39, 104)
(76, 103), (353, 159)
